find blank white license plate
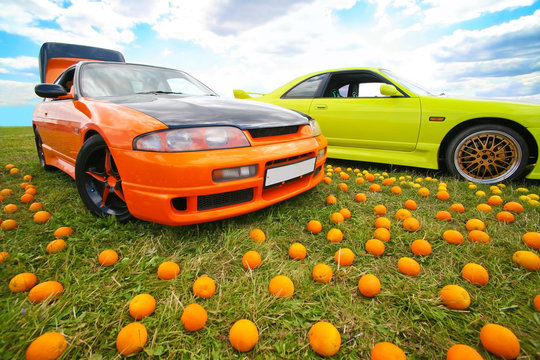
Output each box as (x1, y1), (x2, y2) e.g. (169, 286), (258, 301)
(265, 157), (316, 187)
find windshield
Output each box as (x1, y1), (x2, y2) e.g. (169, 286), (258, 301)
(380, 69), (434, 96)
(79, 63), (216, 98)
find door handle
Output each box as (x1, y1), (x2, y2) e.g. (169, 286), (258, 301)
(314, 104), (327, 110)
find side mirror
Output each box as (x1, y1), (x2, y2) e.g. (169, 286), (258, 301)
(380, 84), (403, 97)
(35, 83), (68, 98)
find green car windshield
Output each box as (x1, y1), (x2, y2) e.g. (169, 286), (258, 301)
(381, 69), (435, 96)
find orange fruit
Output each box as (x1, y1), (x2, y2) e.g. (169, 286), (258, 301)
(99, 249), (119, 267)
(338, 182), (348, 192)
(157, 261), (180, 279)
(512, 250), (540, 271)
(449, 203), (465, 213)
(476, 203), (492, 212)
(312, 263), (333, 284)
(369, 183), (381, 192)
(334, 248), (355, 266)
(395, 208), (412, 221)
(374, 217), (391, 229)
(308, 321), (341, 357)
(404, 199), (417, 210)
(326, 195), (338, 205)
(181, 303), (208, 331)
(323, 176), (332, 184)
(339, 172), (349, 180)
(193, 275), (216, 298)
(33, 211), (51, 224)
(327, 228), (343, 243)
(522, 232), (540, 250)
(503, 201), (524, 214)
(382, 178), (394, 186)
(25, 187), (38, 195)
(54, 226), (74, 238)
(391, 186), (402, 194)
(496, 211), (515, 223)
(480, 323), (520, 359)
(437, 190), (450, 201)
(436, 210), (452, 221)
(446, 344), (483, 360)
(0, 251), (9, 264)
(418, 187), (430, 197)
(249, 228), (266, 242)
(307, 220), (322, 234)
(487, 195), (503, 206)
(373, 228), (390, 242)
(5, 164), (15, 170)
(3, 203), (17, 214)
(440, 284), (470, 310)
(0, 188), (13, 196)
(129, 293), (156, 320)
(461, 263), (489, 286)
(0, 219), (18, 231)
(373, 204), (387, 215)
(28, 202), (43, 212)
(365, 239), (385, 256)
(358, 273), (381, 297)
(10, 168), (19, 174)
(21, 193), (35, 204)
(46, 239), (67, 254)
(333, 167), (342, 173)
(465, 219), (485, 231)
(355, 177), (365, 185)
(116, 322), (148, 356)
(468, 230), (490, 243)
(28, 281), (63, 304)
(23, 174), (33, 181)
(443, 230), (464, 245)
(365, 173), (375, 182)
(339, 208), (351, 219)
(269, 275), (294, 297)
(9, 272), (38, 293)
(354, 193), (367, 202)
(411, 239), (432, 256)
(242, 250), (262, 270)
(398, 257), (421, 276)
(534, 294), (540, 312)
(288, 242), (307, 260)
(371, 342), (406, 360)
(25, 332), (67, 360)
(402, 217), (420, 232)
(330, 212), (344, 224)
(229, 319), (258, 352)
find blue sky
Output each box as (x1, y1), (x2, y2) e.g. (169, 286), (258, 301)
(1, 0), (539, 126)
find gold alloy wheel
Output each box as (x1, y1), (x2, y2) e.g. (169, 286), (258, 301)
(454, 130), (522, 183)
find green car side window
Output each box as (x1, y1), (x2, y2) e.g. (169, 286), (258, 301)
(283, 74), (326, 98)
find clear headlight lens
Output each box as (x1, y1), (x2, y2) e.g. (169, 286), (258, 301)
(213, 165), (258, 182)
(309, 119), (322, 137)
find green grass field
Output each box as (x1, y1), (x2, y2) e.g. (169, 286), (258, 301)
(1, 126), (539, 359)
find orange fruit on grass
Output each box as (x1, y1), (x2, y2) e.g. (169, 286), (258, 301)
(496, 211), (515, 223)
(462, 263), (489, 286)
(487, 195), (503, 206)
(323, 176), (332, 184)
(25, 332), (67, 360)
(0, 219), (18, 230)
(436, 190), (450, 201)
(369, 183), (381, 192)
(9, 272), (38, 293)
(33, 211), (51, 223)
(338, 183), (348, 192)
(391, 186), (402, 194)
(25, 187), (37, 195)
(522, 232), (540, 250)
(312, 263), (333, 284)
(0, 251), (9, 264)
(28, 202), (43, 212)
(373, 228), (390, 242)
(339, 208), (351, 219)
(157, 260), (180, 279)
(334, 248), (355, 266)
(54, 226), (74, 238)
(355, 177), (365, 185)
(446, 344), (483, 360)
(0, 188), (13, 196)
(371, 342), (406, 360)
(193, 275), (216, 298)
(333, 167), (342, 173)
(288, 242), (307, 260)
(116, 322), (148, 356)
(3, 203), (17, 213)
(5, 164), (15, 170)
(20, 193), (35, 204)
(402, 217), (420, 232)
(468, 230), (490, 243)
(308, 321), (341, 357)
(99, 249), (119, 267)
(330, 212), (344, 224)
(374, 217), (391, 229)
(512, 250), (540, 271)
(28, 281), (63, 304)
(395, 208), (412, 221)
(411, 239), (432, 256)
(443, 230), (464, 245)
(534, 294), (540, 312)
(449, 203), (465, 213)
(480, 323), (520, 359)
(503, 201), (524, 214)
(418, 187), (430, 197)
(358, 273), (381, 297)
(327, 228), (343, 243)
(354, 193), (367, 202)
(307, 220), (322, 234)
(23, 174), (33, 181)
(129, 293), (156, 320)
(373, 204), (387, 215)
(398, 257), (421, 276)
(242, 250), (262, 269)
(339, 172), (349, 180)
(326, 195), (338, 205)
(365, 239), (385, 256)
(181, 303), (208, 331)
(10, 168), (19, 174)
(465, 219), (485, 231)
(382, 178), (394, 186)
(476, 203), (492, 212)
(404, 199), (417, 210)
(249, 228), (266, 242)
(365, 173), (375, 182)
(229, 319), (258, 352)
(440, 285), (470, 309)
(269, 275), (294, 297)
(46, 239), (67, 254)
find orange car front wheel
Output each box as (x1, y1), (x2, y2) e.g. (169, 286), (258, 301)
(75, 135), (133, 222)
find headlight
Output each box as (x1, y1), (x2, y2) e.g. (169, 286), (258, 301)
(134, 126), (250, 152)
(309, 119), (322, 137)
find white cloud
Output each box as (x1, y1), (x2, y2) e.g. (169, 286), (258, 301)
(0, 80), (39, 106)
(0, 56), (37, 71)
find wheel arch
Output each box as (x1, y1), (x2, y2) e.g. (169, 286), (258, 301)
(438, 117), (538, 170)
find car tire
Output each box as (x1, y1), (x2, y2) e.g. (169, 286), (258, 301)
(34, 129), (54, 171)
(445, 124), (529, 184)
(75, 135), (134, 222)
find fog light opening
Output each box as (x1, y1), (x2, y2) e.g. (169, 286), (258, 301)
(213, 165), (258, 182)
(317, 147), (327, 160)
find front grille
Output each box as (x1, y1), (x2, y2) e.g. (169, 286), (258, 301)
(265, 152), (313, 168)
(248, 126), (299, 138)
(197, 188), (254, 211)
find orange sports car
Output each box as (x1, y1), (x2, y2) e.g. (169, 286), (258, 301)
(33, 43), (327, 225)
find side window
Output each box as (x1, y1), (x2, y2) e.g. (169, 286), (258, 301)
(322, 72), (391, 98)
(55, 68), (75, 93)
(283, 74), (325, 98)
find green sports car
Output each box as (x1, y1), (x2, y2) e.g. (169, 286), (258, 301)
(234, 68), (540, 184)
